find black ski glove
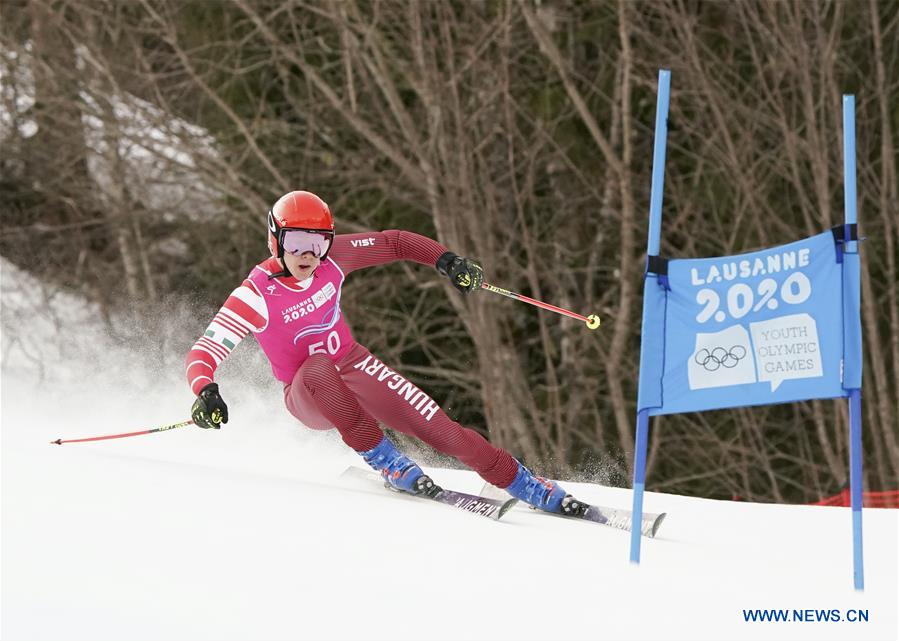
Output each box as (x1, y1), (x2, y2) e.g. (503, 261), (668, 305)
(191, 382), (229, 429)
(436, 251), (484, 294)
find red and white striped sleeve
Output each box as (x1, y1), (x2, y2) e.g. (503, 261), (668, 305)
(185, 279), (268, 396)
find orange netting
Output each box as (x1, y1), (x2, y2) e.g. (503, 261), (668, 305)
(810, 488), (899, 508)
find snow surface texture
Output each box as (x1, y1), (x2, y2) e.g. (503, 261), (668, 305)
(1, 258), (897, 641)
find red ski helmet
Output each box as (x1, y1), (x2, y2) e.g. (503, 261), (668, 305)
(267, 191), (335, 259)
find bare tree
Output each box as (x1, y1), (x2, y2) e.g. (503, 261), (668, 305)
(3, 0), (896, 499)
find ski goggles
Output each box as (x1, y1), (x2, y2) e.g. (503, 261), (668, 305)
(280, 229), (333, 258)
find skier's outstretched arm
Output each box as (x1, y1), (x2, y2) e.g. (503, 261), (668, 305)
(184, 280), (267, 428)
(329, 230), (484, 293)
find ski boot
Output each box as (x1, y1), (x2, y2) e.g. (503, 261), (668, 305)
(357, 436), (442, 498)
(504, 461), (588, 516)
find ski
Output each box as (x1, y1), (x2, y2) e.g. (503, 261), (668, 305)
(570, 503), (666, 538)
(341, 466), (518, 521)
(479, 482), (666, 538)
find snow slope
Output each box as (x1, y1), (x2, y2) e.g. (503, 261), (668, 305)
(1, 262), (897, 641)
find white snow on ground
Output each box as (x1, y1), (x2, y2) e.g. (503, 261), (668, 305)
(1, 259), (897, 641)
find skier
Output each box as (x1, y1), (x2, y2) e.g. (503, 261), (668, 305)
(186, 190), (585, 515)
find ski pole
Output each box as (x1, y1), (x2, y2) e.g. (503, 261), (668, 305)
(480, 282), (601, 330)
(50, 419), (193, 445)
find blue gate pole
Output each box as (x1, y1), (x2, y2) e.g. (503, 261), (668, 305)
(646, 70), (671, 258)
(848, 389), (864, 590)
(630, 69), (671, 564)
(843, 96), (858, 253)
(630, 409), (650, 563)
(843, 95), (864, 591)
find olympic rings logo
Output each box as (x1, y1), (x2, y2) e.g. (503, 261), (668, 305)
(694, 345), (747, 371)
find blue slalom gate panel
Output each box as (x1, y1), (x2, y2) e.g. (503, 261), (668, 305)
(638, 231), (859, 416)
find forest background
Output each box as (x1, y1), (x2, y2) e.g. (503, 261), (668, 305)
(2, 0), (897, 503)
